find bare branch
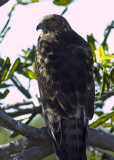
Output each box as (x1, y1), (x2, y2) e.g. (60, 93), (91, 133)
(102, 21), (114, 47)
(0, 137), (37, 155)
(0, 121), (114, 154)
(0, 108), (114, 160)
(0, 148), (12, 160)
(11, 144), (54, 160)
(0, 109), (49, 143)
(0, 127), (114, 160)
(88, 127), (114, 152)
(8, 107), (42, 118)
(11, 75), (32, 98)
(1, 99), (33, 110)
(95, 90), (114, 101)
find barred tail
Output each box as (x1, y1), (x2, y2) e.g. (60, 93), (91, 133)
(53, 117), (87, 160)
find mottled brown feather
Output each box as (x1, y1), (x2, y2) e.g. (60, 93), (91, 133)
(35, 14), (95, 160)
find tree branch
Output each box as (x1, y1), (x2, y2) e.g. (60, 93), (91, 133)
(7, 107), (42, 118)
(95, 90), (114, 101)
(0, 109), (114, 160)
(1, 99), (33, 110)
(11, 143), (54, 160)
(88, 127), (114, 152)
(0, 109), (49, 143)
(0, 128), (114, 160)
(11, 75), (32, 98)
(0, 148), (12, 160)
(0, 109), (114, 152)
(0, 137), (35, 155)
(101, 21), (114, 47)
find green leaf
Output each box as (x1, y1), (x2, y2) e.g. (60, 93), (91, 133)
(23, 45), (36, 62)
(111, 114), (114, 124)
(17, 62), (32, 70)
(105, 62), (114, 66)
(87, 34), (96, 61)
(17, 0), (39, 5)
(53, 0), (73, 6)
(33, 63), (35, 73)
(101, 70), (105, 95)
(100, 65), (110, 94)
(90, 154), (96, 160)
(0, 83), (12, 88)
(95, 111), (103, 117)
(104, 43), (108, 50)
(94, 66), (101, 84)
(0, 57), (11, 81)
(89, 112), (114, 128)
(102, 55), (114, 61)
(96, 46), (105, 63)
(22, 49), (27, 55)
(0, 58), (4, 66)
(26, 69), (36, 79)
(5, 58), (20, 81)
(96, 46), (114, 64)
(0, 89), (10, 99)
(110, 126), (114, 133)
(102, 122), (112, 127)
(110, 66), (114, 84)
(8, 4), (16, 17)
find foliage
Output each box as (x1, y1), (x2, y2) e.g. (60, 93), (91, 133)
(0, 1), (114, 160)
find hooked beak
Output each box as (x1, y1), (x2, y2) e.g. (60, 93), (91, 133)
(36, 22), (42, 31)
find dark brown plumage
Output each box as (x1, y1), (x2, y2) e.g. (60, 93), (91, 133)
(35, 14), (95, 160)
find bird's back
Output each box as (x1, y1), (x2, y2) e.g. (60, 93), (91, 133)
(35, 14), (94, 160)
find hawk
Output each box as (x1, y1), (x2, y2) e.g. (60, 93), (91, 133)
(35, 14), (94, 160)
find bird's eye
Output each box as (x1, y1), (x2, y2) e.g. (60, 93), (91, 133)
(48, 20), (53, 23)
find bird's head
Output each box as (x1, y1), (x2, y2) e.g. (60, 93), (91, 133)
(36, 14), (71, 33)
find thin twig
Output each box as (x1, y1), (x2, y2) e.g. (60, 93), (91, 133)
(95, 90), (114, 101)
(1, 99), (33, 110)
(102, 21), (114, 47)
(11, 75), (32, 98)
(8, 106), (42, 118)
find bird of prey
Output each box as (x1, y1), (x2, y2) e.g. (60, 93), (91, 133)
(35, 14), (94, 160)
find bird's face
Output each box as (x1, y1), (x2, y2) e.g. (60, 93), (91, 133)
(36, 14), (71, 33)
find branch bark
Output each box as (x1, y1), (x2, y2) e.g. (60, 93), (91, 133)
(95, 90), (114, 101)
(8, 107), (42, 118)
(11, 75), (32, 98)
(0, 109), (49, 143)
(11, 144), (54, 160)
(0, 109), (114, 160)
(1, 99), (33, 110)
(0, 148), (12, 160)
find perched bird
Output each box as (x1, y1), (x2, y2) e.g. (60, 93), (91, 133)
(35, 14), (94, 160)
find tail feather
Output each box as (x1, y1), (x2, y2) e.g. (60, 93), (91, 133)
(52, 117), (87, 160)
